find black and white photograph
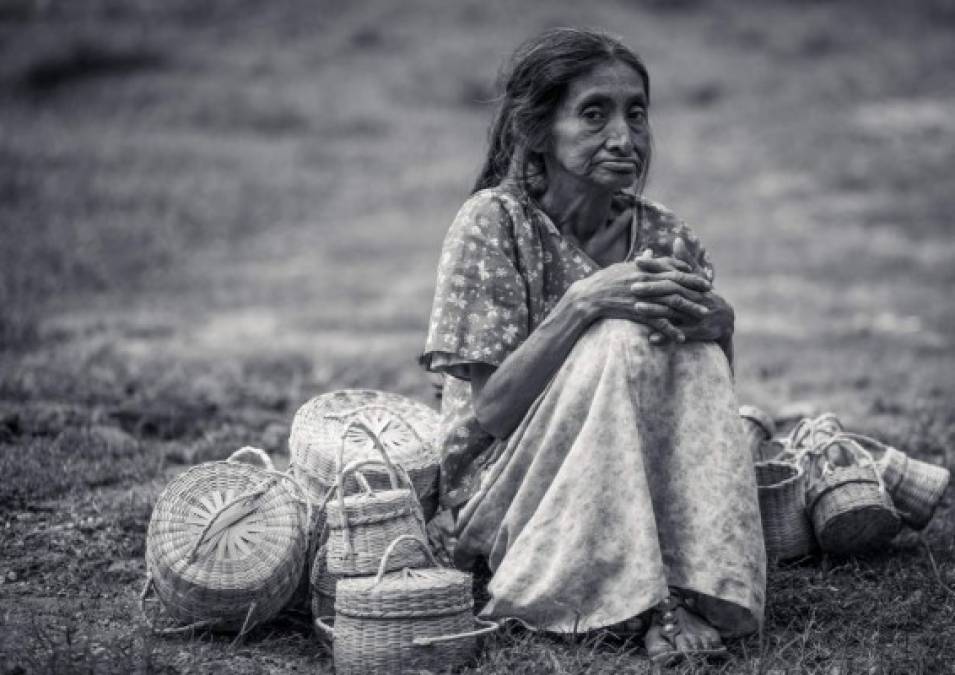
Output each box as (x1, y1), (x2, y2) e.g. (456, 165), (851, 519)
(1, 0), (953, 672)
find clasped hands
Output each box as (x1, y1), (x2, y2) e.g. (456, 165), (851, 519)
(573, 237), (734, 346)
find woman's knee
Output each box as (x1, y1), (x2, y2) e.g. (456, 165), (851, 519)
(570, 319), (656, 362)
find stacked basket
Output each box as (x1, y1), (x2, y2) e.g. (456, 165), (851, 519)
(315, 535), (497, 675)
(310, 414), (433, 629)
(289, 390), (441, 521)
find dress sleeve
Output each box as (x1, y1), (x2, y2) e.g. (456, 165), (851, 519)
(419, 192), (529, 380)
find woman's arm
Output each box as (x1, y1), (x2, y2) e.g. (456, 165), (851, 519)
(471, 262), (711, 438)
(469, 288), (589, 439)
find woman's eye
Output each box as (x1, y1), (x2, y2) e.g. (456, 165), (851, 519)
(581, 108), (605, 123)
(629, 108), (647, 124)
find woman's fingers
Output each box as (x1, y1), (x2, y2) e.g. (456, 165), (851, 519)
(633, 270), (713, 295)
(641, 294), (709, 319)
(635, 255), (693, 274)
(631, 276), (710, 298)
(672, 237), (697, 268)
(646, 317), (685, 343)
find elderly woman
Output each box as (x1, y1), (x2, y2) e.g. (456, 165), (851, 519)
(419, 28), (765, 663)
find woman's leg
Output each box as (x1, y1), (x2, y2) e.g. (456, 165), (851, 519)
(455, 319), (765, 634)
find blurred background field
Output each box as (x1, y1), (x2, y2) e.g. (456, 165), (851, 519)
(1, 0), (954, 672)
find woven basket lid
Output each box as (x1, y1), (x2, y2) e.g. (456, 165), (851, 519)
(334, 534), (471, 618)
(289, 390), (440, 493)
(325, 488), (419, 528)
(146, 457), (308, 594)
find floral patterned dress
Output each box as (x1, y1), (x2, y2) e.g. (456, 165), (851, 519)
(419, 180), (765, 634)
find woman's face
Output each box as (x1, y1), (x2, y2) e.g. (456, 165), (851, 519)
(543, 60), (650, 193)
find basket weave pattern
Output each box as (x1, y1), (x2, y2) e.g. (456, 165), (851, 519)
(144, 451), (309, 633)
(319, 535), (494, 675)
(879, 446), (950, 530)
(325, 486), (430, 576)
(806, 463), (900, 554)
(289, 390), (440, 503)
(755, 461), (815, 560)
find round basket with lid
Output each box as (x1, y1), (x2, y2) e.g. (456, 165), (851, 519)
(289, 390), (440, 517)
(142, 447), (310, 635)
(315, 535), (497, 675)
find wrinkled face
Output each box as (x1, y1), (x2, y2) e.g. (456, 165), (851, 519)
(543, 60), (650, 193)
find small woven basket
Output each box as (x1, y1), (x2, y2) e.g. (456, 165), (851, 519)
(142, 447), (310, 635)
(877, 445), (950, 530)
(324, 453), (430, 577)
(804, 436), (900, 554)
(289, 391), (440, 518)
(755, 461), (815, 561)
(315, 535), (497, 675)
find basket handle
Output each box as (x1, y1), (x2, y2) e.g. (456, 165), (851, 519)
(374, 534), (438, 584)
(412, 617), (499, 646)
(314, 616), (335, 638)
(227, 446), (274, 470)
(337, 417), (404, 490)
(140, 575), (216, 635)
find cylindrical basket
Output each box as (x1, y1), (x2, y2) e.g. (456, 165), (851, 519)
(740, 405), (776, 464)
(755, 460), (815, 561)
(142, 447), (310, 635)
(289, 391), (440, 519)
(805, 437), (900, 554)
(878, 445), (950, 530)
(315, 535), (497, 675)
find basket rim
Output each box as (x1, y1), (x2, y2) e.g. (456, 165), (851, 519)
(755, 459), (805, 489)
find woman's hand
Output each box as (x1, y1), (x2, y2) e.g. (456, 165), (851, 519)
(634, 238), (734, 345)
(568, 255), (712, 343)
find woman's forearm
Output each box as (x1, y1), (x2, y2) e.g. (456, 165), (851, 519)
(470, 289), (592, 439)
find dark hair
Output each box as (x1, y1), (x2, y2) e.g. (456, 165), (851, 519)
(473, 28), (652, 195)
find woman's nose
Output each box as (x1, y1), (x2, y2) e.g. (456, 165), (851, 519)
(604, 117), (633, 153)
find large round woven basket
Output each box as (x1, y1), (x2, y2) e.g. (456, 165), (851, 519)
(315, 535), (497, 675)
(288, 390), (440, 518)
(755, 461), (815, 561)
(324, 453), (430, 577)
(142, 448), (310, 635)
(804, 437), (900, 554)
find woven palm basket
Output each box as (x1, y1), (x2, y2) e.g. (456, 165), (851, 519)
(288, 390), (440, 519)
(324, 453), (430, 577)
(755, 461), (816, 561)
(315, 535), (497, 675)
(740, 405), (776, 464)
(878, 445), (950, 530)
(142, 448), (310, 635)
(804, 436), (900, 554)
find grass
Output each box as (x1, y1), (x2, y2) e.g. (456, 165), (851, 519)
(1, 0), (954, 672)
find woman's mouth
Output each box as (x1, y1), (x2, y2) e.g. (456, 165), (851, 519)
(598, 159), (639, 173)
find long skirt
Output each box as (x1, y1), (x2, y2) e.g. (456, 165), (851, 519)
(451, 319), (766, 635)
